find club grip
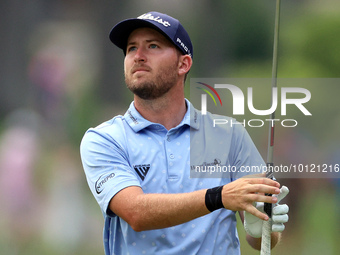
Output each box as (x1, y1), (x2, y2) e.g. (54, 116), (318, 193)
(264, 198), (272, 218)
(264, 163), (275, 218)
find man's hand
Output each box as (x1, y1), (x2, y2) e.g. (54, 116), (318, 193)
(222, 177), (281, 220)
(244, 186), (289, 238)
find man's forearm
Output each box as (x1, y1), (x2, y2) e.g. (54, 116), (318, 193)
(109, 186), (210, 232)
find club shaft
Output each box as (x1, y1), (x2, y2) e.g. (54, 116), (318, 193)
(267, 0), (281, 166)
(261, 0), (281, 254)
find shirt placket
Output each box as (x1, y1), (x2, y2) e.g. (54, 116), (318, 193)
(165, 130), (179, 181)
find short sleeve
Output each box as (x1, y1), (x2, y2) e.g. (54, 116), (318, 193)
(80, 128), (141, 217)
(230, 124), (266, 180)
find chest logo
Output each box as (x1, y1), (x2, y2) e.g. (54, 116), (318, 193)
(133, 164), (150, 181)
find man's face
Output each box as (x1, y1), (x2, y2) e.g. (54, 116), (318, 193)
(124, 27), (181, 100)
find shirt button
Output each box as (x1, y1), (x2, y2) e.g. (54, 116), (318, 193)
(167, 136), (171, 142)
(169, 154), (175, 159)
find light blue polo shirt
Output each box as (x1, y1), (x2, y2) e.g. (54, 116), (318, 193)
(80, 99), (265, 255)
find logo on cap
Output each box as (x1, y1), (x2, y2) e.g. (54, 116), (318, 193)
(177, 38), (192, 57)
(137, 13), (171, 27)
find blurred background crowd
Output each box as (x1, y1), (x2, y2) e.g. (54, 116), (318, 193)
(0, 0), (339, 254)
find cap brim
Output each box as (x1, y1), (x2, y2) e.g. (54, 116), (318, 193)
(109, 19), (169, 52)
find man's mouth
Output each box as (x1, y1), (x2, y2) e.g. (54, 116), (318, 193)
(132, 66), (151, 74)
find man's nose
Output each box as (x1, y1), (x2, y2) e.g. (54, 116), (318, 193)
(134, 47), (146, 63)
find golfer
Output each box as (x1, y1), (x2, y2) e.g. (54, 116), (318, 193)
(80, 11), (289, 255)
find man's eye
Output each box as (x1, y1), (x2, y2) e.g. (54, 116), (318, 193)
(127, 46), (137, 52)
(149, 44), (158, 49)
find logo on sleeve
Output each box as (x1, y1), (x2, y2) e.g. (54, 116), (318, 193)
(95, 173), (115, 194)
(133, 164), (150, 181)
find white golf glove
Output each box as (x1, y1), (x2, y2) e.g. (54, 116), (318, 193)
(244, 186), (289, 238)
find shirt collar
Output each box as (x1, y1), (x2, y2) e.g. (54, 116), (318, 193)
(183, 99), (200, 130)
(124, 99), (200, 132)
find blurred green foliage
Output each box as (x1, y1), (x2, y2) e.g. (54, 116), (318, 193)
(0, 0), (339, 254)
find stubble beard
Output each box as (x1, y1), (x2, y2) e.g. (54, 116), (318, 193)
(125, 62), (179, 100)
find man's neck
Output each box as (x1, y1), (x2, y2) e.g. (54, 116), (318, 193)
(134, 92), (187, 131)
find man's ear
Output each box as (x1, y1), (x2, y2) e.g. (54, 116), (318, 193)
(178, 55), (192, 77)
